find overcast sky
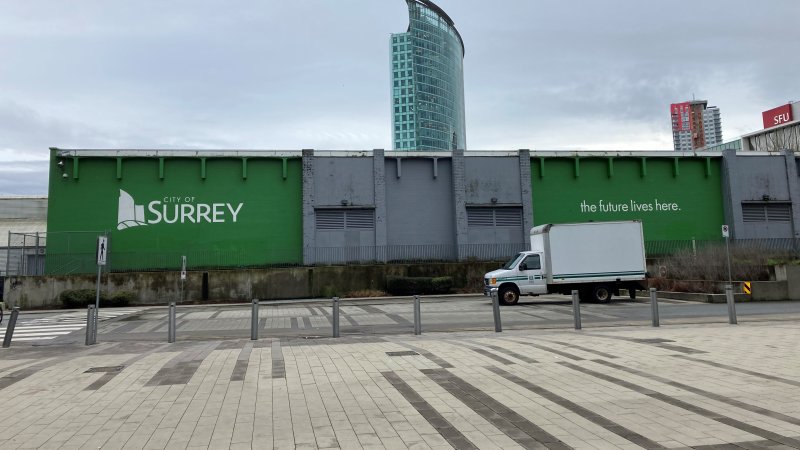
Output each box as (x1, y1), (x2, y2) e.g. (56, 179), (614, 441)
(1, 0), (798, 195)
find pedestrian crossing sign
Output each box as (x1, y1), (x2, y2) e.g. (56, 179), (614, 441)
(743, 281), (751, 295)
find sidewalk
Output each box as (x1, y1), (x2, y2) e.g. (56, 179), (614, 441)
(1, 322), (799, 449)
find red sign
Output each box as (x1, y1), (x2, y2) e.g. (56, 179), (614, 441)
(671, 102), (690, 132)
(762, 104), (794, 129)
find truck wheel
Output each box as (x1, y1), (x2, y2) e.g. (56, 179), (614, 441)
(592, 285), (612, 303)
(499, 286), (519, 305)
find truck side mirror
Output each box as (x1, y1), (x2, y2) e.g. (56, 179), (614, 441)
(519, 263), (527, 271)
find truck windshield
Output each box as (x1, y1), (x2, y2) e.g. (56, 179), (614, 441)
(502, 253), (524, 270)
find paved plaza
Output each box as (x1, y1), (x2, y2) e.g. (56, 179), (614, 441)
(1, 313), (799, 449)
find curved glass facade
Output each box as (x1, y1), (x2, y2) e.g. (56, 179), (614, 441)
(391, 0), (466, 151)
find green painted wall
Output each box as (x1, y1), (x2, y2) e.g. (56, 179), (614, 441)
(531, 157), (725, 244)
(46, 152), (302, 274)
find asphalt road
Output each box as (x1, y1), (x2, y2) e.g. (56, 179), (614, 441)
(4, 294), (799, 346)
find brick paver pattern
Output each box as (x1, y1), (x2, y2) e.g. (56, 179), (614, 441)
(0, 322), (799, 449)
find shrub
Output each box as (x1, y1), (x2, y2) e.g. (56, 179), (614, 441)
(59, 289), (134, 309)
(386, 276), (453, 296)
(344, 289), (388, 298)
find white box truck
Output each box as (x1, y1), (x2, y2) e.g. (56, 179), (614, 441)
(484, 221), (647, 305)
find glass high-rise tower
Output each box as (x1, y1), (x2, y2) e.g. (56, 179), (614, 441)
(391, 0), (466, 151)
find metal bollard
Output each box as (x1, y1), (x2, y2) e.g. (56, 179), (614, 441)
(85, 305), (95, 346)
(650, 288), (660, 327)
(92, 304), (99, 344)
(168, 303), (176, 343)
(491, 288), (502, 332)
(251, 299), (259, 341)
(726, 285), (738, 325)
(332, 297), (340, 338)
(413, 295), (422, 335)
(571, 290), (582, 330)
(2, 307), (20, 348)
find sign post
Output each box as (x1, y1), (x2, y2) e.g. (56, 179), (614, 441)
(722, 225), (732, 286)
(180, 255), (187, 303)
(95, 235), (108, 342)
(722, 225), (738, 324)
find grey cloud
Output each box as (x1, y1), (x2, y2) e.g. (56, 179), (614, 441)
(0, 0), (798, 191)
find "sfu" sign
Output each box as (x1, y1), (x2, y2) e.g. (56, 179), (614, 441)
(762, 104), (794, 129)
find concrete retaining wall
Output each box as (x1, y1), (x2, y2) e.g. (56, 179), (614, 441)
(2, 262), (500, 309)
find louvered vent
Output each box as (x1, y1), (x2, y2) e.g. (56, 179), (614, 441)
(742, 204), (766, 222)
(495, 208), (522, 227)
(467, 207), (523, 227)
(766, 204), (791, 222)
(316, 209), (375, 230)
(467, 208), (494, 226)
(316, 210), (345, 230)
(346, 210), (375, 229)
(742, 203), (792, 223)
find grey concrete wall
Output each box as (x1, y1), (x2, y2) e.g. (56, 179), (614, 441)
(519, 150), (534, 247)
(314, 157), (375, 206)
(373, 149), (387, 255)
(385, 157), (456, 248)
(464, 157), (521, 204)
(2, 261), (501, 308)
(310, 154), (379, 255)
(452, 150), (468, 259)
(723, 150), (797, 238)
(774, 264), (800, 300)
(751, 281), (788, 301)
(302, 149), (315, 265)
(784, 151), (800, 238)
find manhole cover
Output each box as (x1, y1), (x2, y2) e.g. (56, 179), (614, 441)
(386, 351), (420, 357)
(85, 365), (125, 373)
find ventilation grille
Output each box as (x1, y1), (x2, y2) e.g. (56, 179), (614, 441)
(316, 209), (375, 230)
(346, 210), (375, 229)
(742, 203), (791, 223)
(316, 210), (345, 230)
(467, 207), (523, 227)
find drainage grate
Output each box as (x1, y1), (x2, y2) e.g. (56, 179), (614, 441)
(386, 351), (420, 357)
(85, 365), (125, 373)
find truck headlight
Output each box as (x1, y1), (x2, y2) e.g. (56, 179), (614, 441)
(490, 278), (496, 285)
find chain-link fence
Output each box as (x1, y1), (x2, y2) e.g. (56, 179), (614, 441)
(4, 232), (46, 277)
(5, 231), (800, 277)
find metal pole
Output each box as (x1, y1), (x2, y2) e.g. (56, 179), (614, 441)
(85, 305), (93, 346)
(725, 235), (733, 288)
(5, 231), (10, 277)
(413, 295), (421, 335)
(332, 297), (340, 338)
(2, 307), (20, 348)
(491, 288), (502, 332)
(725, 285), (738, 325)
(650, 288), (660, 327)
(251, 299), (259, 341)
(94, 263), (101, 341)
(168, 302), (176, 343)
(35, 232), (40, 275)
(21, 233), (27, 276)
(572, 290), (582, 330)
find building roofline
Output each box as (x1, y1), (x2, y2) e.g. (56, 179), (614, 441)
(407, 0), (465, 56)
(740, 119), (800, 139)
(52, 148), (727, 158)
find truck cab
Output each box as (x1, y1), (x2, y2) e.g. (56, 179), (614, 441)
(484, 251), (547, 304)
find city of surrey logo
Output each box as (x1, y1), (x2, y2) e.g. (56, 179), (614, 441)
(116, 190), (244, 231)
(117, 190), (148, 230)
